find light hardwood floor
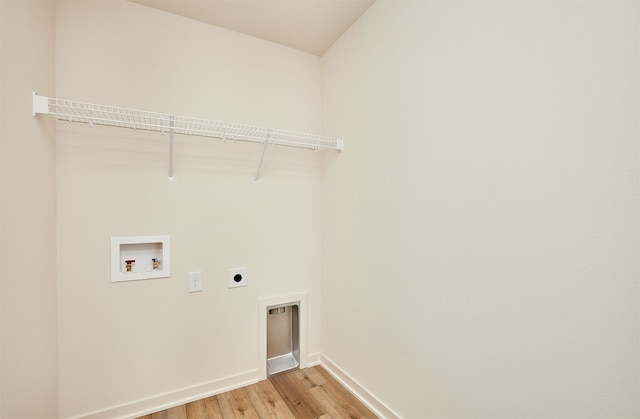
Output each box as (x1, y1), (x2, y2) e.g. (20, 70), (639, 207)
(137, 366), (378, 419)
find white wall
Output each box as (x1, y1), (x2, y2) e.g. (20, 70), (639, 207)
(56, 1), (323, 417)
(0, 0), (58, 417)
(322, 1), (639, 417)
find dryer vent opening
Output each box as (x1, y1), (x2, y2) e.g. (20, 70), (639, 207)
(266, 303), (300, 376)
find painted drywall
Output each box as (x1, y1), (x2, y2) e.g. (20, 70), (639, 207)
(322, 1), (639, 417)
(56, 1), (324, 417)
(0, 0), (58, 417)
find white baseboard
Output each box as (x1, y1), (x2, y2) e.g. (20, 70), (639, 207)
(76, 369), (259, 419)
(75, 353), (399, 419)
(307, 351), (322, 366)
(319, 355), (400, 419)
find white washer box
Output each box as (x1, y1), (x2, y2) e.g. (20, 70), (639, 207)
(110, 235), (171, 282)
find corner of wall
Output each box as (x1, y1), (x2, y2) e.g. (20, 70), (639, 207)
(0, 0), (58, 417)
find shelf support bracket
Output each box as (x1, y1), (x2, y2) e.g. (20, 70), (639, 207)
(168, 115), (175, 182)
(254, 130), (272, 184)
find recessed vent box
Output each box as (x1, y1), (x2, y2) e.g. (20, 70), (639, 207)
(267, 303), (300, 376)
(111, 235), (170, 282)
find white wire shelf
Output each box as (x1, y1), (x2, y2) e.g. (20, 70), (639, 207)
(32, 92), (343, 182)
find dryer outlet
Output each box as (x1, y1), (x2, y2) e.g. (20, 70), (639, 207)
(228, 267), (248, 288)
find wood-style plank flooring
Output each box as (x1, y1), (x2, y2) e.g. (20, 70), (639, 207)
(137, 366), (377, 419)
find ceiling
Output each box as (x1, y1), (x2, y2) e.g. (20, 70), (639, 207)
(129, 0), (375, 56)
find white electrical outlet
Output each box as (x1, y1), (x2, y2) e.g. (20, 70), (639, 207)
(188, 271), (202, 293)
(228, 267), (248, 288)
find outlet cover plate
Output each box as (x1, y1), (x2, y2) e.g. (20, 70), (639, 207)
(188, 271), (202, 293)
(228, 267), (248, 288)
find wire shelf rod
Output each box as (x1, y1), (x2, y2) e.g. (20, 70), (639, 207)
(32, 92), (343, 182)
(34, 93), (342, 151)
